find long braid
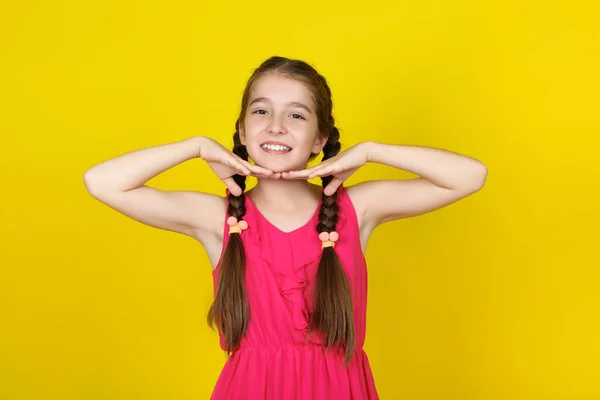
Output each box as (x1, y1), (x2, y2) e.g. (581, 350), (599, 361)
(317, 119), (341, 233)
(228, 123), (248, 219)
(207, 120), (250, 354)
(310, 116), (356, 366)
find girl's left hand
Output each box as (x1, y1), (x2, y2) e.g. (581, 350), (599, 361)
(282, 143), (370, 196)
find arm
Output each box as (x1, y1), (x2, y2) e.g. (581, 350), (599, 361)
(83, 136), (225, 242)
(347, 141), (488, 227)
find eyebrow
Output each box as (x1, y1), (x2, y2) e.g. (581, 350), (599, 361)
(249, 97), (313, 114)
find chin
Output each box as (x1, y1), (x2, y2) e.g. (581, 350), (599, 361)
(250, 151), (306, 173)
(256, 160), (298, 173)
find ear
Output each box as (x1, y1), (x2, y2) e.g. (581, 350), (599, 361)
(311, 133), (328, 155)
(238, 121), (247, 146)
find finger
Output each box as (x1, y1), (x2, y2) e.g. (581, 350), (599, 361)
(265, 172), (282, 179)
(286, 167), (319, 178)
(222, 178), (242, 196)
(283, 170), (309, 178)
(323, 177), (344, 196)
(281, 171), (308, 180)
(242, 160), (273, 176)
(230, 154), (272, 176)
(222, 155), (251, 175)
(308, 164), (337, 179)
(251, 172), (276, 179)
(229, 158), (251, 176)
(250, 171), (282, 180)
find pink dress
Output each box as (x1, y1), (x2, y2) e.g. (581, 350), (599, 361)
(210, 185), (379, 399)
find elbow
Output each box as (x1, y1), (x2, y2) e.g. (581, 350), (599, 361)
(456, 162), (487, 193)
(469, 163), (488, 192)
(83, 169), (110, 198)
(83, 170), (99, 197)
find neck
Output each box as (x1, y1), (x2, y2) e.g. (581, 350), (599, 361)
(250, 177), (321, 209)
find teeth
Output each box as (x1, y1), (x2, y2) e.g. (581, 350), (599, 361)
(261, 144), (290, 151)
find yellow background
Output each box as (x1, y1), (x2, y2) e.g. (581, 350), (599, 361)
(1, 0), (599, 398)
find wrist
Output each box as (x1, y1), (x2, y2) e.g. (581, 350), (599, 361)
(361, 141), (380, 163)
(186, 136), (207, 159)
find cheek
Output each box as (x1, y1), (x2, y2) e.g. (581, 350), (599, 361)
(243, 123), (266, 142)
(291, 119), (318, 139)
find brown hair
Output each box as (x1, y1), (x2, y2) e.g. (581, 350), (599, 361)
(207, 56), (355, 365)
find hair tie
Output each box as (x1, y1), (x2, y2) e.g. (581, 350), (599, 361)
(319, 231), (339, 249)
(227, 216), (248, 235)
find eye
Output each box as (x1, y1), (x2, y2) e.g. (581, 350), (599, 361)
(291, 113), (305, 120)
(253, 109), (267, 115)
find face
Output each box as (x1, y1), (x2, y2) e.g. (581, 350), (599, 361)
(239, 73), (328, 173)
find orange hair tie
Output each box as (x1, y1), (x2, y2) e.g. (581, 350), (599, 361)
(227, 216), (248, 234)
(319, 231), (339, 249)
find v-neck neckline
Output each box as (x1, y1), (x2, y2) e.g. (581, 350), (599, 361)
(245, 192), (322, 235)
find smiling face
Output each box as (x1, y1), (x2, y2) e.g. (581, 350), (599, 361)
(238, 73), (328, 173)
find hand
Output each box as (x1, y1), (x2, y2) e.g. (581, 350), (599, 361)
(282, 143), (370, 196)
(197, 137), (277, 196)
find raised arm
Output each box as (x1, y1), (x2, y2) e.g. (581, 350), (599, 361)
(348, 142), (487, 228)
(284, 140), (487, 232)
(83, 136), (230, 245)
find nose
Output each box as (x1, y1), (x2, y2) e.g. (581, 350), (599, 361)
(267, 115), (287, 135)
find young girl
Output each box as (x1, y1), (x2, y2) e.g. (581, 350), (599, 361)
(84, 56), (487, 399)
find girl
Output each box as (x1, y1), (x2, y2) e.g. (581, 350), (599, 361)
(84, 56), (487, 399)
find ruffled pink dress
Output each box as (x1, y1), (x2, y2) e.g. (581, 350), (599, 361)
(210, 185), (379, 399)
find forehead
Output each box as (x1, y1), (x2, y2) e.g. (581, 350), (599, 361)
(250, 73), (315, 110)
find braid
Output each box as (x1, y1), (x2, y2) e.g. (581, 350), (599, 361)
(310, 116), (356, 366)
(207, 121), (250, 355)
(228, 124), (248, 220)
(317, 120), (341, 234)
(316, 191), (339, 234)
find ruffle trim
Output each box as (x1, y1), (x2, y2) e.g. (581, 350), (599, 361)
(221, 186), (350, 344)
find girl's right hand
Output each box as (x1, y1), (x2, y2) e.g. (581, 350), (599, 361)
(197, 137), (274, 196)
